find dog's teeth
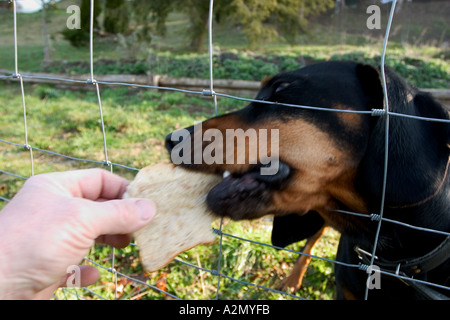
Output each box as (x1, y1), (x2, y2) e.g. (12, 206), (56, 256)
(223, 171), (231, 178)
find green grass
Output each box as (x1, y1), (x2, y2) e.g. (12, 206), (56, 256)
(0, 84), (237, 176)
(58, 219), (339, 300)
(3, 42), (449, 89)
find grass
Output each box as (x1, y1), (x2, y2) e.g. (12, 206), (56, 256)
(0, 84), (233, 177)
(59, 219), (339, 300)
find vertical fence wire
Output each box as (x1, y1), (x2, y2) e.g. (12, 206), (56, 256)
(89, 0), (110, 170)
(87, 0), (118, 299)
(1, 0), (449, 300)
(206, 0), (225, 300)
(208, 0), (218, 116)
(364, 0), (397, 300)
(12, 0), (34, 177)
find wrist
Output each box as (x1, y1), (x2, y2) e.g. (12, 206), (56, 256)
(0, 247), (18, 299)
(0, 249), (37, 300)
(0, 216), (34, 299)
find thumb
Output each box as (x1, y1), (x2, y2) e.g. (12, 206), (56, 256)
(80, 198), (156, 237)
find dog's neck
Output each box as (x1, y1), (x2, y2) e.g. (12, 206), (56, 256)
(389, 153), (450, 210)
(356, 183), (450, 262)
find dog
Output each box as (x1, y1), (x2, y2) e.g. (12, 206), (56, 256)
(165, 61), (450, 300)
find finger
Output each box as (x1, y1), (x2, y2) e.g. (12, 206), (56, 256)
(33, 266), (100, 299)
(79, 198), (155, 237)
(60, 265), (100, 288)
(76, 169), (130, 200)
(31, 168), (130, 201)
(77, 265), (100, 287)
(33, 283), (60, 300)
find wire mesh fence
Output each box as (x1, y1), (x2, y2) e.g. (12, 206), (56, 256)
(0, 0), (449, 300)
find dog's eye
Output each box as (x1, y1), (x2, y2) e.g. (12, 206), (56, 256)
(274, 82), (291, 93)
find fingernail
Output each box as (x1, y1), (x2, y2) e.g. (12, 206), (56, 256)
(135, 199), (156, 221)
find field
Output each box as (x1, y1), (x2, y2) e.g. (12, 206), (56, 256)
(0, 1), (449, 300)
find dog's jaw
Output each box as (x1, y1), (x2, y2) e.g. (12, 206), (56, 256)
(206, 161), (292, 220)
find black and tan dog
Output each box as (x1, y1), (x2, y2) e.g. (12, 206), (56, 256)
(165, 61), (450, 300)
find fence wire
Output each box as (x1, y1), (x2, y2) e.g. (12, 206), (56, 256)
(1, 0), (449, 300)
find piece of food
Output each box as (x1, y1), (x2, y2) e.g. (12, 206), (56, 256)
(123, 163), (222, 272)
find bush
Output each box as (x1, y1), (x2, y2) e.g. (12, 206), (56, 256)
(40, 49), (449, 88)
(61, 28), (90, 48)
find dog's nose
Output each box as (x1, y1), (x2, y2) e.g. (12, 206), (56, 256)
(166, 125), (196, 154)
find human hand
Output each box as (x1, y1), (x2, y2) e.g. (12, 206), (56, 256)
(0, 169), (155, 300)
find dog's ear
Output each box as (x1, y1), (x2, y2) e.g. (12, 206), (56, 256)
(355, 64), (450, 209)
(271, 212), (325, 248)
(355, 63), (384, 108)
(260, 76), (273, 88)
(413, 91), (450, 145)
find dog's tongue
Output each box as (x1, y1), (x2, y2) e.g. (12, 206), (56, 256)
(207, 172), (267, 207)
(220, 173), (262, 195)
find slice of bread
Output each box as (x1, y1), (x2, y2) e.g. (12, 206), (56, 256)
(123, 163), (221, 272)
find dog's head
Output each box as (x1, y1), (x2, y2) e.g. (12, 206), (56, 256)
(165, 61), (449, 230)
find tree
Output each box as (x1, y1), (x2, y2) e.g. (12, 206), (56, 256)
(144, 0), (211, 52)
(62, 0), (334, 52)
(40, 0), (59, 63)
(149, 0), (335, 51)
(103, 0), (129, 34)
(61, 0), (101, 47)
